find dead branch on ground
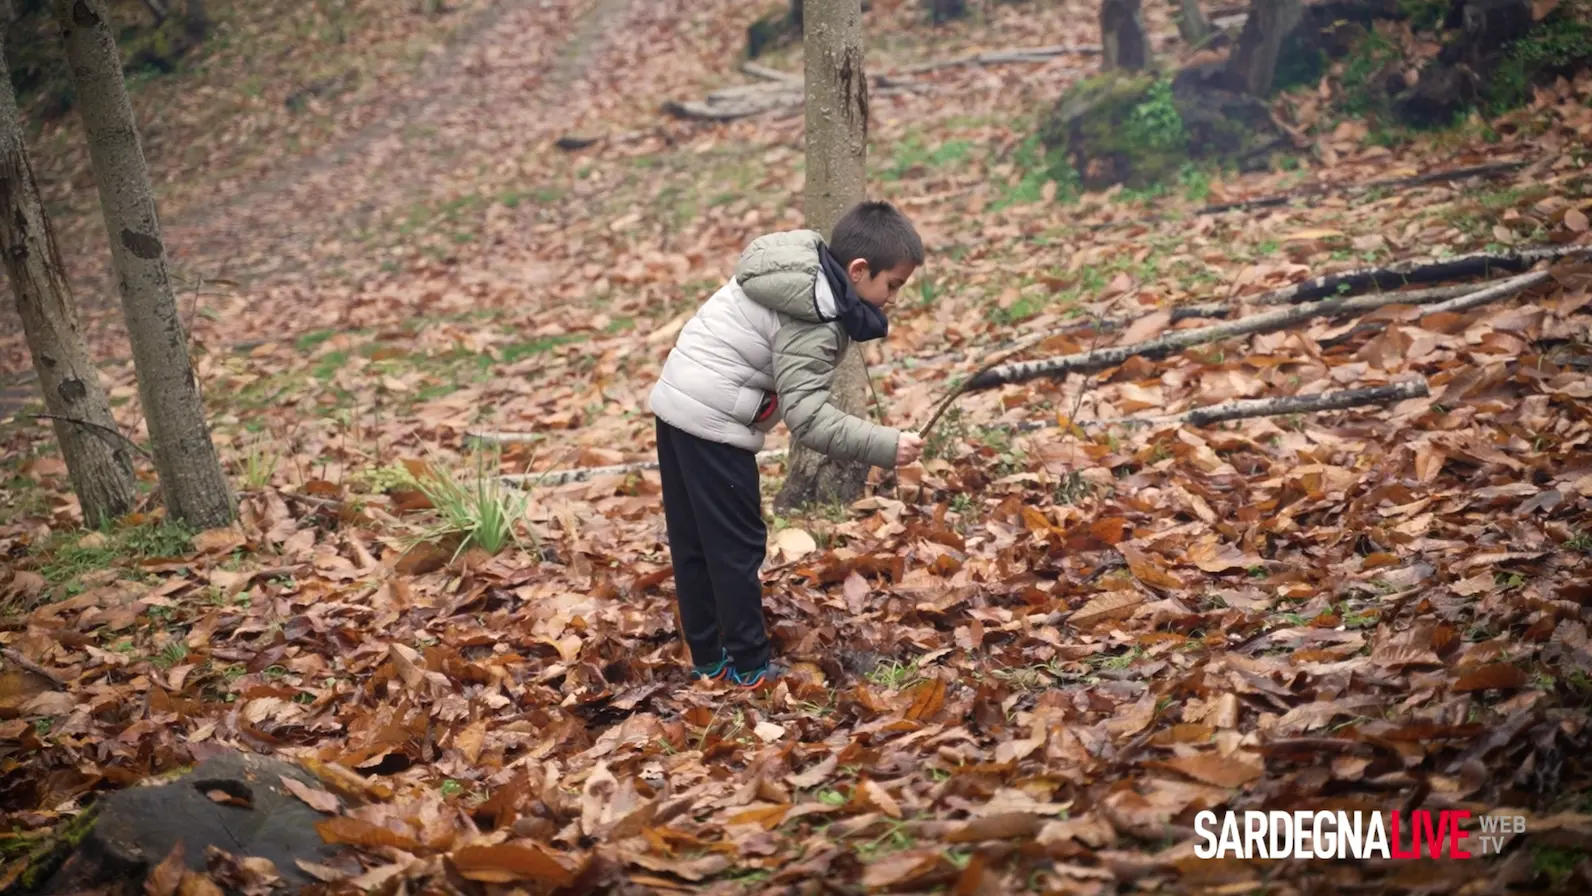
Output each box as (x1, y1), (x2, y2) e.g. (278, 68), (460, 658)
(1197, 160), (1530, 215)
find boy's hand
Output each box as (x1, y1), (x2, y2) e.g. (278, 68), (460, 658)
(895, 431), (925, 466)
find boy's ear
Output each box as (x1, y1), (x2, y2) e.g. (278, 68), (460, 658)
(845, 257), (871, 283)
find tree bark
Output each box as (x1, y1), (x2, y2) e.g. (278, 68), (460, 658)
(1226, 0), (1302, 95)
(0, 36), (137, 527)
(1100, 0), (1149, 71)
(1177, 0), (1212, 44)
(55, 0), (234, 529)
(774, 0), (874, 514)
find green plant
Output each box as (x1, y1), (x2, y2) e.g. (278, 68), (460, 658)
(1489, 11), (1592, 112)
(867, 658), (923, 690)
(408, 451), (532, 559)
(1124, 78), (1186, 153)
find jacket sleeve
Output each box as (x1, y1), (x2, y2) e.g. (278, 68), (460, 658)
(773, 319), (901, 469)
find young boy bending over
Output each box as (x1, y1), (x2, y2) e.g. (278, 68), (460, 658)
(646, 200), (926, 689)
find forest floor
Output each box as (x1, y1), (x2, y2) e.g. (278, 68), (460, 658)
(3, 0), (1592, 892)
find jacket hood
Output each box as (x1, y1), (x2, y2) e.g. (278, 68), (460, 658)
(734, 229), (888, 342)
(734, 229), (829, 322)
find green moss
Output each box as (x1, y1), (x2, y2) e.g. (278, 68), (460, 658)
(1487, 10), (1592, 112)
(16, 803), (100, 889)
(1041, 72), (1194, 190)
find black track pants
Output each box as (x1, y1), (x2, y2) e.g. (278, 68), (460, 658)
(654, 416), (770, 671)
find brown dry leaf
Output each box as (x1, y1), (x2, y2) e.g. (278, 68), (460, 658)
(1072, 592), (1144, 628)
(315, 817), (422, 851)
(861, 851), (944, 890)
(279, 776), (339, 814)
(145, 842), (187, 896)
(176, 873), (224, 896)
(1118, 544), (1184, 590)
(1566, 207), (1589, 233)
(1157, 752), (1265, 788)
(1453, 664), (1529, 692)
(903, 678), (946, 721)
(455, 719), (489, 764)
(451, 843), (573, 884)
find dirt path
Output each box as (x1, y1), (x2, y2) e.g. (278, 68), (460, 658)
(0, 0), (640, 390)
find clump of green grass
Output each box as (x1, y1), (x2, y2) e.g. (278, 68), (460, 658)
(407, 451), (532, 559)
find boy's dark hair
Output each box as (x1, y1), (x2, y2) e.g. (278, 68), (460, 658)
(828, 200), (925, 274)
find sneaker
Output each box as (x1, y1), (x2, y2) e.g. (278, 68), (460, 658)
(691, 649), (732, 682)
(730, 662), (781, 690)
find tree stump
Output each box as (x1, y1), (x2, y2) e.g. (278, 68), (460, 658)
(1038, 66), (1281, 191)
(27, 751), (349, 895)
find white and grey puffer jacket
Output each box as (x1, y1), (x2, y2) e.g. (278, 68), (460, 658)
(646, 230), (901, 470)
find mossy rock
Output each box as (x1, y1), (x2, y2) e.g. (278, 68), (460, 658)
(8, 751), (348, 896)
(1038, 67), (1280, 191)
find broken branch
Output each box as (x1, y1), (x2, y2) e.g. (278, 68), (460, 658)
(1246, 245), (1586, 307)
(1197, 160), (1530, 215)
(2, 647), (68, 689)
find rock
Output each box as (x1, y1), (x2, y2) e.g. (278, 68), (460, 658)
(35, 751), (347, 895)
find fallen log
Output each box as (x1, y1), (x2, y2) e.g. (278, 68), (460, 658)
(1246, 245), (1585, 307)
(1112, 379), (1430, 428)
(960, 267), (1549, 392)
(664, 43), (1096, 122)
(1196, 159), (1529, 215)
(500, 379), (1427, 487)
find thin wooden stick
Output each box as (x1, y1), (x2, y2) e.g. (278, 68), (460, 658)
(27, 414), (152, 459)
(2, 647), (68, 689)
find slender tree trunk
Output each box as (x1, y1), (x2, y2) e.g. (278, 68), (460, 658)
(1227, 0), (1302, 95)
(183, 0), (208, 40)
(1100, 0), (1149, 71)
(0, 36), (137, 527)
(774, 0), (873, 514)
(1176, 0), (1212, 44)
(55, 0), (234, 529)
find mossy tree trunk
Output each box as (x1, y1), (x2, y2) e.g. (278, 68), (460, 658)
(774, 0), (873, 514)
(1100, 0), (1149, 71)
(0, 32), (137, 527)
(54, 0), (234, 530)
(1227, 0), (1302, 95)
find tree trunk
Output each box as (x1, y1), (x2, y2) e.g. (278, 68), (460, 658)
(138, 0), (167, 23)
(1176, 0), (1212, 44)
(1100, 0), (1149, 71)
(773, 0), (873, 515)
(55, 0), (234, 529)
(183, 0), (207, 40)
(1226, 0), (1302, 95)
(0, 36), (137, 527)
(926, 0), (969, 24)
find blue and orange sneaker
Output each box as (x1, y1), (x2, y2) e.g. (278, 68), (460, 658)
(691, 649), (733, 682)
(730, 662), (781, 690)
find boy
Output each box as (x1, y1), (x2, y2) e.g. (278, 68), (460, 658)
(646, 200), (927, 689)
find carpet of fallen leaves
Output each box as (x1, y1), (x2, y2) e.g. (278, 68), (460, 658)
(4, 0), (1592, 892)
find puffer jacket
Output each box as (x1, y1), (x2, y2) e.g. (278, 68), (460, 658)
(647, 230), (901, 470)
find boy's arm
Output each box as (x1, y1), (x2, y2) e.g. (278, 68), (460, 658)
(773, 320), (900, 469)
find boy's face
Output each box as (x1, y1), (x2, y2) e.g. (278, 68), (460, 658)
(847, 258), (918, 309)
